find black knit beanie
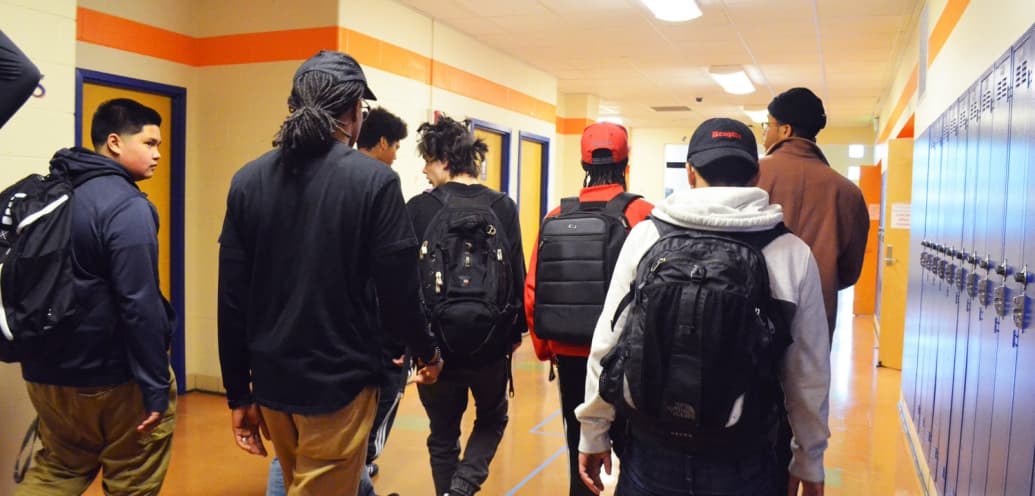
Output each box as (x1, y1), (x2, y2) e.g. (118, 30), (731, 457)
(767, 87), (826, 136)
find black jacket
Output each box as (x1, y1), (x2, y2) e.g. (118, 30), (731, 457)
(20, 148), (174, 413)
(219, 143), (438, 415)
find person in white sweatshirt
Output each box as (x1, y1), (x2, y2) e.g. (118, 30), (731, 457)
(576, 117), (830, 496)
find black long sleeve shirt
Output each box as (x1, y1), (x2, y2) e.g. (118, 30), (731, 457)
(218, 143), (437, 414)
(0, 30), (42, 130)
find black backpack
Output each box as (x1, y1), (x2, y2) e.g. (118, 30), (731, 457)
(533, 193), (640, 345)
(599, 218), (792, 455)
(0, 169), (114, 362)
(418, 189), (515, 363)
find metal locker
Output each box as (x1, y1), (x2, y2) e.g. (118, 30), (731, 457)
(954, 78), (990, 496)
(968, 53), (1013, 493)
(944, 90), (979, 496)
(1003, 29), (1035, 496)
(984, 48), (1022, 496)
(918, 115), (945, 464)
(904, 129), (932, 411)
(932, 103), (962, 491)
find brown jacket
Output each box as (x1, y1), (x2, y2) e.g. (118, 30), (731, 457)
(757, 138), (869, 334)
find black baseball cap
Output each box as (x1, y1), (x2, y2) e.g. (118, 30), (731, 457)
(685, 118), (759, 172)
(294, 50), (377, 101)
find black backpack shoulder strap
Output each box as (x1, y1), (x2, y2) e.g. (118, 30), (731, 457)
(730, 222), (790, 251)
(426, 188), (448, 206)
(604, 192), (642, 228)
(559, 197), (580, 214)
(649, 216), (684, 237)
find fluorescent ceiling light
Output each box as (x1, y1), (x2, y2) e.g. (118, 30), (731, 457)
(708, 66), (755, 95)
(741, 107), (768, 123)
(849, 144), (865, 158)
(598, 116), (624, 125)
(642, 0), (702, 22)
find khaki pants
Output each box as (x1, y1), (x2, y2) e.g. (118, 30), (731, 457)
(262, 386), (378, 496)
(16, 377), (177, 496)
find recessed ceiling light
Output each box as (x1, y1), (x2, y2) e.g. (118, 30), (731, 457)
(849, 144), (865, 158)
(708, 65), (755, 95)
(642, 0), (702, 22)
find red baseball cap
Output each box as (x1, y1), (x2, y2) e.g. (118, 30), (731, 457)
(581, 122), (629, 166)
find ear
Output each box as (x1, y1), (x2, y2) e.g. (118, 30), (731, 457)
(105, 133), (123, 157)
(686, 163), (697, 187)
(379, 136), (388, 150)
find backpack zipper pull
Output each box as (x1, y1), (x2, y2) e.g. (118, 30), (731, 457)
(497, 248), (503, 261)
(435, 271), (443, 294)
(650, 257), (667, 273)
(419, 240), (428, 259)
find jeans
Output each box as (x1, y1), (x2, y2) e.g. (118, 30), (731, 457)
(417, 357), (509, 496)
(615, 438), (775, 495)
(267, 457), (376, 496)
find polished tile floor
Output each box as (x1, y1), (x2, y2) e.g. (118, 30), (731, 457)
(86, 290), (923, 495)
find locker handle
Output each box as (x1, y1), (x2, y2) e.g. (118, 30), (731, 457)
(1015, 266), (1030, 285)
(996, 262), (1010, 277)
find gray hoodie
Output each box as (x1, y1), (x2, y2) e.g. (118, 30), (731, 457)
(576, 186), (831, 482)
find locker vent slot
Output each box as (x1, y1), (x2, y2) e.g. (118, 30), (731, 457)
(996, 74), (1009, 101)
(1016, 59), (1029, 88)
(982, 88), (993, 111)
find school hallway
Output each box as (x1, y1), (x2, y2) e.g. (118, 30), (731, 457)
(80, 288), (922, 495)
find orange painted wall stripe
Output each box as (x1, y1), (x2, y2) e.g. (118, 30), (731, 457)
(75, 7), (555, 123)
(77, 8), (198, 66)
(878, 65), (918, 143)
(880, 0), (969, 142)
(556, 117), (594, 134)
(928, 0), (971, 68)
(198, 27), (339, 66)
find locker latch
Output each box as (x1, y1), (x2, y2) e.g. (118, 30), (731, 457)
(979, 279), (992, 307)
(1012, 294), (1029, 330)
(946, 262), (957, 285)
(955, 266), (966, 292)
(994, 285), (1010, 318)
(966, 272), (979, 299)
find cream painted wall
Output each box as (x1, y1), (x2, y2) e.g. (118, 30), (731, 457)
(77, 0), (196, 35)
(193, 0), (337, 37)
(917, 0), (1035, 133)
(339, 0), (434, 57)
(875, 6), (921, 143)
(0, 2), (77, 494)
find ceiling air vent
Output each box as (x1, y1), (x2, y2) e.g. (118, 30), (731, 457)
(651, 105), (692, 112)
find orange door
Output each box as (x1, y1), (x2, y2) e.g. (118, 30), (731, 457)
(854, 164), (881, 315)
(80, 83), (172, 299)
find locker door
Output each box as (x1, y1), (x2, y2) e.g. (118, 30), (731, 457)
(968, 58), (1011, 492)
(984, 51), (1021, 496)
(903, 131), (930, 410)
(954, 80), (989, 496)
(918, 117), (944, 463)
(933, 103), (965, 490)
(1004, 30), (1035, 496)
(944, 92), (979, 496)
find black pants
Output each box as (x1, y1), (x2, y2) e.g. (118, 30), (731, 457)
(366, 358), (409, 465)
(555, 356), (598, 496)
(773, 414), (792, 495)
(417, 357), (509, 496)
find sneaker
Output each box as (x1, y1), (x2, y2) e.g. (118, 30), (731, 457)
(366, 463), (379, 477)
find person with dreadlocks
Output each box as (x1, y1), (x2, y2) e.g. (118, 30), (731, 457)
(404, 115), (526, 496)
(217, 50), (443, 495)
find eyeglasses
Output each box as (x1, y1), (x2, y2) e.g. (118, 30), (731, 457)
(761, 121), (785, 133)
(362, 101), (371, 120)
